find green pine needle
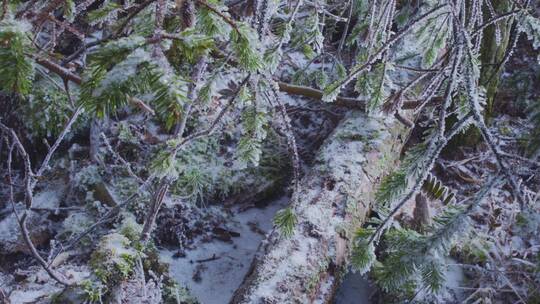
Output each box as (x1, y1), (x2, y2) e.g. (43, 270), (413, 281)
(274, 207), (297, 237)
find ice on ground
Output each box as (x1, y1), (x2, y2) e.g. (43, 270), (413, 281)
(333, 271), (373, 304)
(160, 196), (289, 304)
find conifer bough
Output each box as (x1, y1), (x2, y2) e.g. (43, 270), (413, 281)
(0, 0), (539, 302)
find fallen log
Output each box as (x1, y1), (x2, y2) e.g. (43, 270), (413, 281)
(230, 110), (407, 304)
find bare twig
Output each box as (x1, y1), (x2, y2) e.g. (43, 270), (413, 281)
(100, 132), (145, 184)
(336, 0), (354, 59)
(266, 79), (301, 196)
(500, 152), (540, 167)
(35, 106), (83, 180)
(0, 122), (69, 286)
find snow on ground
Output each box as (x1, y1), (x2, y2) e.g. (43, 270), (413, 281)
(160, 197), (289, 304)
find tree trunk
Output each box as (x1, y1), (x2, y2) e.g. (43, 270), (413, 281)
(479, 0), (512, 118)
(455, 0), (512, 147)
(230, 111), (407, 304)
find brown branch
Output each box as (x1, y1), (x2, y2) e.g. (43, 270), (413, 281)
(19, 212), (69, 285)
(35, 106), (83, 179)
(101, 132), (145, 184)
(127, 94), (156, 115)
(195, 0), (239, 32)
(0, 122), (70, 286)
(31, 49), (444, 116)
(277, 81), (436, 110)
(277, 81), (366, 109)
(114, 0), (156, 38)
(34, 56), (82, 85)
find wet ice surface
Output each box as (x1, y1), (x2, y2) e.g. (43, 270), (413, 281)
(160, 197), (289, 304)
(333, 271), (373, 304)
(333, 258), (465, 304)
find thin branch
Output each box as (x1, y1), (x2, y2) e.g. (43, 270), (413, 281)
(367, 112), (473, 246)
(471, 9), (522, 37)
(177, 75), (251, 147)
(19, 212), (69, 285)
(100, 132), (145, 184)
(336, 0), (354, 59)
(329, 4), (449, 95)
(195, 0), (240, 33)
(457, 21), (527, 207)
(35, 106), (83, 179)
(500, 152), (540, 167)
(33, 56), (82, 85)
(0, 123), (69, 286)
(114, 0), (156, 38)
(266, 78), (301, 195)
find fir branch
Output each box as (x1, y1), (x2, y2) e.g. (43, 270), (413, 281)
(456, 20), (527, 207)
(371, 176), (500, 294)
(367, 112), (473, 247)
(369, 44), (465, 244)
(0, 19), (35, 94)
(195, 0), (239, 33)
(274, 207), (297, 237)
(322, 4), (448, 102)
(140, 71), (251, 244)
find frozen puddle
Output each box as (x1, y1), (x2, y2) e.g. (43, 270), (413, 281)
(160, 197), (289, 304)
(333, 272), (373, 304)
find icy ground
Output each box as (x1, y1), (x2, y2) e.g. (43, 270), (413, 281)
(160, 197), (288, 304)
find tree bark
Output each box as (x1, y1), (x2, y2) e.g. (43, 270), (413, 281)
(479, 0), (512, 118)
(230, 111), (407, 304)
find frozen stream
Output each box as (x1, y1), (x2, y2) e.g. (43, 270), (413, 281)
(160, 195), (374, 304)
(333, 272), (373, 304)
(160, 197), (289, 304)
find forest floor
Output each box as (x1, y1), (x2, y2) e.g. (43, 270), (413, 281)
(1, 33), (539, 304)
(1, 82), (538, 304)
